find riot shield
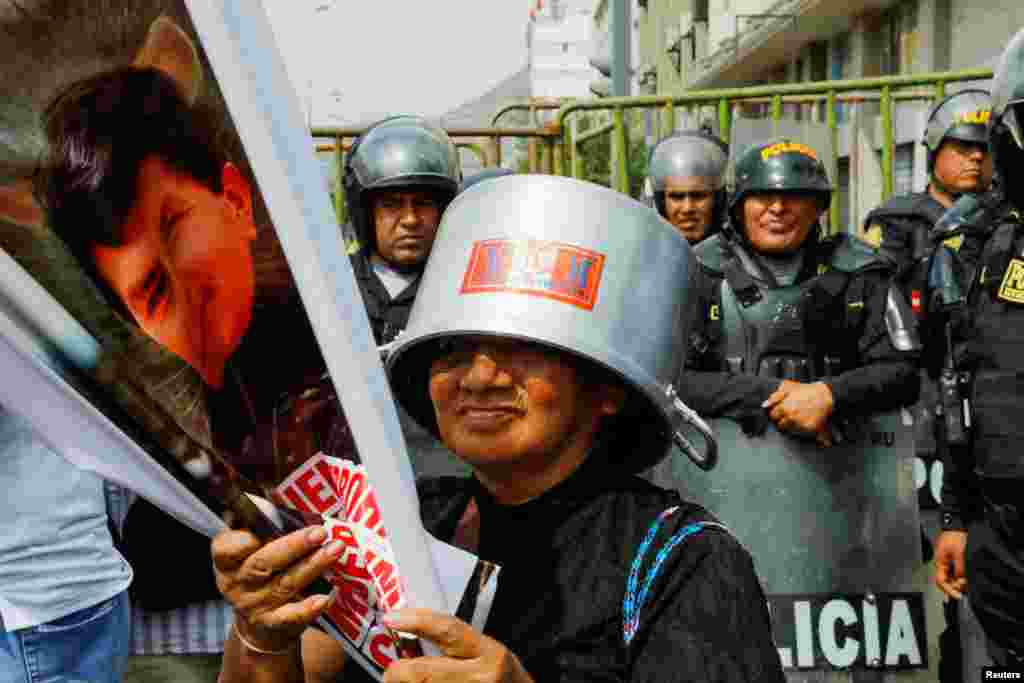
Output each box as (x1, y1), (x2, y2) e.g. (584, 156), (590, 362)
(648, 414), (927, 679)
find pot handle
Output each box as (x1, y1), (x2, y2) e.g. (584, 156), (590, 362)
(666, 385), (718, 471)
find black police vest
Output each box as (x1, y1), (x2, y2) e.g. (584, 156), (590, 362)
(864, 192), (946, 261)
(962, 211), (1024, 477)
(866, 191), (989, 286)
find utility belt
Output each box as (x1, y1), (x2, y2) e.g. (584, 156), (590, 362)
(724, 353), (844, 382)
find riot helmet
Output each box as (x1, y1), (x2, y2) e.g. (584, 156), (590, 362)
(729, 138), (833, 226)
(343, 115), (461, 255)
(646, 131), (729, 243)
(387, 174), (716, 472)
(990, 28), (1024, 209)
(923, 90), (992, 175)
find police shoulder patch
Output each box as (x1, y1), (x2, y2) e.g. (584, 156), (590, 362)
(863, 224), (884, 248)
(943, 234), (964, 252)
(997, 258), (1024, 304)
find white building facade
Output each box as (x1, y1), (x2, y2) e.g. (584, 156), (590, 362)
(528, 0), (604, 99)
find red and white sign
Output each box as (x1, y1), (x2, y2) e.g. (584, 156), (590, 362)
(275, 453), (408, 672)
(460, 239), (606, 311)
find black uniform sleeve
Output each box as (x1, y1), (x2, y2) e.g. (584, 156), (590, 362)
(676, 266), (782, 432)
(873, 215), (916, 276)
(824, 271), (920, 415)
(628, 516), (786, 682)
(938, 437), (985, 531)
(676, 368), (781, 432)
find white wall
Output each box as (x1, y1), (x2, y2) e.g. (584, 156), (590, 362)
(949, 0), (1024, 68)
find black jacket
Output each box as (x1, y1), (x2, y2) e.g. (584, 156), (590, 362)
(342, 452), (785, 682)
(940, 206), (1024, 530)
(350, 248), (421, 346)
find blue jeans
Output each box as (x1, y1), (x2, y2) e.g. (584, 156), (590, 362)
(0, 591), (130, 683)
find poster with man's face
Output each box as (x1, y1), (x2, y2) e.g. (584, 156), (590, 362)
(0, 2), (490, 678)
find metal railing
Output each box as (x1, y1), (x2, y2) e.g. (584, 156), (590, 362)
(311, 125), (563, 221)
(309, 69), (994, 232)
(552, 68), (993, 231)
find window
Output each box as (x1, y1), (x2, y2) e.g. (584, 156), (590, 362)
(831, 33), (852, 123)
(831, 33), (851, 80)
(810, 42), (828, 82)
(837, 158), (851, 233)
(894, 143), (915, 196)
(791, 59), (806, 120)
(694, 0), (709, 22)
(879, 0), (919, 75)
(810, 43), (828, 122)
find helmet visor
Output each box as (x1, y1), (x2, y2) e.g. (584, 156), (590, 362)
(1005, 101), (1024, 151)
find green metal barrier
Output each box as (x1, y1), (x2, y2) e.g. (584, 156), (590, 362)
(312, 125), (562, 217)
(554, 68), (992, 232)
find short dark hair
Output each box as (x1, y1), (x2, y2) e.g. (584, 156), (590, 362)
(35, 66), (229, 299)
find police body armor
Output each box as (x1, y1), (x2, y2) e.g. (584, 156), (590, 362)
(717, 270), (829, 381)
(693, 232), (880, 383)
(961, 210), (1024, 482)
(865, 192), (947, 283)
(649, 232), (927, 678)
(864, 194), (951, 508)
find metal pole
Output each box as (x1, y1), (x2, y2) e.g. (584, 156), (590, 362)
(612, 107), (629, 194)
(559, 125), (571, 177)
(718, 99), (732, 145)
(334, 135), (345, 224)
(457, 143), (487, 168)
(572, 115), (585, 179)
(662, 102), (675, 138)
(881, 85), (894, 200)
(826, 92), (840, 233)
(611, 0), (631, 97)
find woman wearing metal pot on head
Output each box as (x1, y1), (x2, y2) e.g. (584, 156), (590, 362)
(213, 175), (786, 683)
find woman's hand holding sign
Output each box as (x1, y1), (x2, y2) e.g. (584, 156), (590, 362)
(213, 526), (533, 683)
(382, 609), (534, 683)
(213, 525), (338, 655)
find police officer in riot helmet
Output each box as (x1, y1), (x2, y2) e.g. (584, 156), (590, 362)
(860, 90), (994, 683)
(344, 115), (461, 345)
(678, 138), (920, 444)
(932, 28), (1024, 667)
(864, 89), (994, 293)
(645, 131), (729, 245)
